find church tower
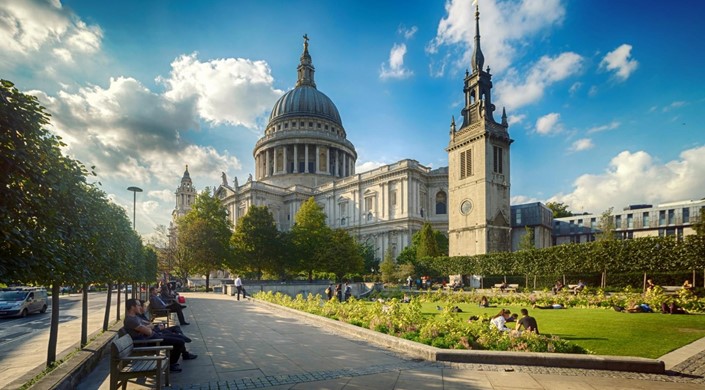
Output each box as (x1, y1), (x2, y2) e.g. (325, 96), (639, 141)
(172, 165), (196, 220)
(447, 3), (513, 256)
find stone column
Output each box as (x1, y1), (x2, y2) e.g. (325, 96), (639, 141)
(344, 153), (348, 177)
(282, 145), (289, 174)
(265, 149), (270, 177)
(273, 147), (278, 175)
(305, 144), (309, 173)
(293, 145), (298, 173)
(326, 147), (331, 174)
(315, 145), (319, 174)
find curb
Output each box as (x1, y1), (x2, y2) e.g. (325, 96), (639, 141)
(26, 323), (121, 390)
(252, 299), (665, 374)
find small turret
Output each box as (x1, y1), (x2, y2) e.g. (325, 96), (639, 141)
(501, 107), (508, 127)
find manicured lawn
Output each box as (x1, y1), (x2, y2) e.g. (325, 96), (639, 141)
(421, 302), (705, 358)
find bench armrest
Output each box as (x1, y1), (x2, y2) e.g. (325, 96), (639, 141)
(133, 345), (174, 352)
(118, 355), (168, 362)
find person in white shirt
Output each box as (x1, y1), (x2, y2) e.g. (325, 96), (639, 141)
(234, 276), (246, 300)
(490, 309), (512, 332)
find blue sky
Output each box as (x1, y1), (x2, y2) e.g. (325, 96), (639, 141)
(2, 0), (704, 239)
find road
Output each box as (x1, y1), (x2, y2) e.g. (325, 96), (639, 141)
(0, 291), (123, 389)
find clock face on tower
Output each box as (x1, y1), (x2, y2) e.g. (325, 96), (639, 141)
(460, 199), (473, 215)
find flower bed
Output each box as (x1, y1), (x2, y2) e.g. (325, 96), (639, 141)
(254, 291), (588, 354)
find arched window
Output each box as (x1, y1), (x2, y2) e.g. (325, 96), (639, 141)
(435, 191), (447, 215)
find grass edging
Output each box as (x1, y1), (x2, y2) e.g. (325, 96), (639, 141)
(252, 298), (665, 374)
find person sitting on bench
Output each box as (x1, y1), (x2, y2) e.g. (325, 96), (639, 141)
(149, 286), (189, 325)
(137, 299), (191, 343)
(124, 298), (197, 373)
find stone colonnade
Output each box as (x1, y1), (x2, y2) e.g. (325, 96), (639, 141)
(255, 143), (355, 180)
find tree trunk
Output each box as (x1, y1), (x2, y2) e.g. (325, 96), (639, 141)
(643, 272), (647, 293)
(81, 283), (88, 348)
(206, 274), (210, 292)
(103, 282), (113, 331)
(116, 282), (121, 321)
(533, 275), (537, 289)
(47, 283), (60, 367)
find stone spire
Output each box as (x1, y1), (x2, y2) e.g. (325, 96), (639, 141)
(501, 107), (508, 126)
(296, 34), (317, 88)
(470, 3), (484, 74)
(181, 164), (191, 184)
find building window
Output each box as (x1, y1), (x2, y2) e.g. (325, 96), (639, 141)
(435, 191), (447, 215)
(300, 122), (304, 127)
(516, 208), (522, 225)
(364, 196), (374, 213)
(683, 208), (690, 223)
(578, 219), (583, 228)
(627, 214), (633, 229)
(615, 215), (621, 229)
(309, 122), (313, 127)
(590, 218), (596, 229)
(643, 212), (650, 227)
(460, 149), (473, 179)
(668, 209), (675, 224)
(659, 210), (666, 225)
(390, 191), (397, 206)
(493, 146), (503, 174)
(284, 123), (288, 128)
(325, 125), (328, 130)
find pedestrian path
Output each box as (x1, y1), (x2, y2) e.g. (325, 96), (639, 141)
(78, 292), (705, 389)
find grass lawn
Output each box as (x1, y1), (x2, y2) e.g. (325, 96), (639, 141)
(420, 302), (705, 358)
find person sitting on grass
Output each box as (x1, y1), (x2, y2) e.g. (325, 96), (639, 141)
(479, 295), (496, 308)
(551, 280), (564, 294)
(572, 280), (586, 295)
(626, 301), (653, 313)
(661, 301), (688, 314)
(645, 278), (656, 292)
(515, 308), (540, 334)
(682, 279), (693, 291)
(533, 303), (565, 309)
(490, 309), (512, 332)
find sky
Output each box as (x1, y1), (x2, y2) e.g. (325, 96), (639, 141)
(2, 0), (705, 239)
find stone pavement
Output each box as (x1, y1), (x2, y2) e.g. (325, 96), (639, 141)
(77, 292), (705, 390)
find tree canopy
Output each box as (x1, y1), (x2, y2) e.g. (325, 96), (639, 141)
(229, 205), (284, 279)
(546, 201), (573, 218)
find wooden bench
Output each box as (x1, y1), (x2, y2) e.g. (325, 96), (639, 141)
(661, 286), (683, 296)
(147, 304), (173, 327)
(492, 283), (518, 293)
(110, 334), (172, 390)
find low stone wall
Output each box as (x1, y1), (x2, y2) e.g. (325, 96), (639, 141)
(27, 323), (121, 390)
(252, 299), (665, 374)
(223, 281), (374, 299)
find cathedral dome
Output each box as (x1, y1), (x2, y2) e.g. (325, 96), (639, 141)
(268, 85), (342, 127)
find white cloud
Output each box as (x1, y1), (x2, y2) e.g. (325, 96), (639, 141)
(159, 53), (283, 128)
(496, 52), (583, 110)
(663, 101), (686, 112)
(149, 189), (175, 203)
(535, 112), (561, 135)
(508, 113), (525, 125)
(548, 146), (705, 214)
(586, 121), (620, 134)
(588, 85), (598, 97)
(569, 82), (581, 96)
(356, 161), (387, 173)
(511, 194), (541, 206)
(599, 44), (638, 81)
(32, 75), (241, 188)
(0, 1), (102, 68)
(427, 0), (566, 76)
(570, 138), (594, 152)
(142, 200), (160, 213)
(398, 25), (418, 39)
(380, 43), (414, 80)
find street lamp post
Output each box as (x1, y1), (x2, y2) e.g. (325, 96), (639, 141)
(127, 186), (143, 230)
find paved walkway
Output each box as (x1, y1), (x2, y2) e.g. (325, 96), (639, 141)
(78, 292), (705, 389)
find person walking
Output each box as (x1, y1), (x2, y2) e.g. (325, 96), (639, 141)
(235, 275), (247, 300)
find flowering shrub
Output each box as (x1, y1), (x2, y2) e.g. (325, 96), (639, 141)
(255, 291), (587, 354)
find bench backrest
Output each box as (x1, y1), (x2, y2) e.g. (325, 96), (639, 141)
(111, 334), (134, 360)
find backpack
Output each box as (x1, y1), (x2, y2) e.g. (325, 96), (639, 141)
(325, 287), (331, 295)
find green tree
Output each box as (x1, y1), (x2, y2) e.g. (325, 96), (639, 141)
(417, 223), (440, 258)
(322, 229), (365, 280)
(177, 188), (232, 291)
(595, 207), (616, 242)
(518, 226), (535, 251)
(693, 206), (705, 236)
(379, 248), (397, 283)
(358, 241), (379, 275)
(546, 201), (573, 218)
(230, 205), (283, 279)
(291, 197), (331, 281)
(397, 224), (448, 264)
